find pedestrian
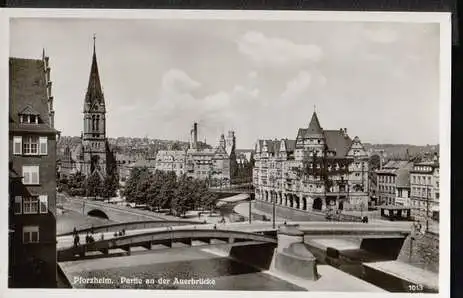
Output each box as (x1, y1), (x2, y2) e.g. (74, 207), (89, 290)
(73, 234), (78, 247)
(73, 227), (77, 236)
(76, 234), (80, 246)
(85, 232), (90, 244)
(100, 233), (104, 241)
(122, 229), (126, 236)
(114, 231), (118, 238)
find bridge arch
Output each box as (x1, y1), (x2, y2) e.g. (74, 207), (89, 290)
(87, 209), (109, 219)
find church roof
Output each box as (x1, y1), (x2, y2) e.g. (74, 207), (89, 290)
(84, 37), (105, 110)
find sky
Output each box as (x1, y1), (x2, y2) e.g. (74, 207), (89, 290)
(10, 18), (440, 149)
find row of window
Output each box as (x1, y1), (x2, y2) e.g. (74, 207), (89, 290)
(14, 196), (48, 214)
(13, 136), (48, 156)
(411, 175), (432, 185)
(378, 175), (395, 184)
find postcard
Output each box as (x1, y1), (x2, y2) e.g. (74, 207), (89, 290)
(1, 8), (451, 298)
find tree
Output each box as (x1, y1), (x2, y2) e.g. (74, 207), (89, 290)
(101, 174), (119, 199)
(85, 172), (102, 198)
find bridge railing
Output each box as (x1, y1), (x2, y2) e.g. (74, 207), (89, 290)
(58, 220), (206, 237)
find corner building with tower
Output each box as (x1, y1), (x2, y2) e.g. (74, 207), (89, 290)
(253, 111), (370, 214)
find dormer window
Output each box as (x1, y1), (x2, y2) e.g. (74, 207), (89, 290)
(18, 106), (41, 124)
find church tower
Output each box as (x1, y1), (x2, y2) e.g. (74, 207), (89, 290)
(81, 35), (108, 177)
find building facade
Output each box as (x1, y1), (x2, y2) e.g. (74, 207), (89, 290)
(9, 52), (58, 287)
(253, 111), (370, 213)
(376, 160), (413, 205)
(410, 159), (440, 221)
(151, 123), (234, 186)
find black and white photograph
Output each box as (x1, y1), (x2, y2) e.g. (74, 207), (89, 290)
(3, 9), (450, 296)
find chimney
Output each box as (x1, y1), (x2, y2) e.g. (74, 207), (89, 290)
(193, 122), (198, 149)
(344, 128), (347, 135)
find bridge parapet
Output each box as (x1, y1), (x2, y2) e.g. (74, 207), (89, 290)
(58, 220), (206, 236)
(58, 228), (277, 262)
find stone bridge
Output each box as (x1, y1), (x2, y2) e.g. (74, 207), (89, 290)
(58, 228), (278, 262)
(62, 197), (202, 223)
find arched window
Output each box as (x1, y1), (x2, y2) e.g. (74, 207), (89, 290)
(91, 115), (96, 131)
(96, 115), (100, 131)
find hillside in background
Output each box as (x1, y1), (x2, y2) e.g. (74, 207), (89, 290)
(57, 136), (211, 160)
(363, 143), (439, 160)
(58, 136), (439, 162)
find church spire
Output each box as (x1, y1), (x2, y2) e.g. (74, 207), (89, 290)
(84, 34), (105, 111)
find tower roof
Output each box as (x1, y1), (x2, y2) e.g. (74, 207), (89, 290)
(307, 111), (323, 136)
(84, 35), (105, 110)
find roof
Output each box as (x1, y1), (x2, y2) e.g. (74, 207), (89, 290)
(382, 160), (412, 170)
(396, 168), (411, 188)
(130, 159), (157, 168)
(9, 57), (57, 133)
(306, 111), (324, 137)
(258, 139), (296, 154)
(324, 130), (352, 157)
(84, 39), (105, 109)
(235, 149), (254, 154)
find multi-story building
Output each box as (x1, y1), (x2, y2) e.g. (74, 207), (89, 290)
(253, 111), (370, 212)
(155, 150), (187, 177)
(9, 52), (58, 287)
(150, 123), (234, 186)
(410, 157), (440, 221)
(376, 160), (413, 205)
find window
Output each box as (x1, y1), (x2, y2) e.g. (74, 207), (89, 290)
(14, 196), (22, 214)
(23, 226), (39, 243)
(39, 137), (48, 155)
(23, 136), (39, 155)
(13, 136), (22, 155)
(22, 166), (39, 185)
(39, 195), (48, 213)
(23, 197), (39, 214)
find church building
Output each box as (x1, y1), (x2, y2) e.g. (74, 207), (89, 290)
(75, 37), (116, 179)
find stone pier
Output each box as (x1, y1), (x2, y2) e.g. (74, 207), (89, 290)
(274, 224), (318, 280)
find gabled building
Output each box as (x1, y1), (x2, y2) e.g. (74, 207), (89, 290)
(253, 111), (370, 214)
(9, 51), (59, 287)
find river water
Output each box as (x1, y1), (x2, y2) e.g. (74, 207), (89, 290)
(57, 208), (305, 291)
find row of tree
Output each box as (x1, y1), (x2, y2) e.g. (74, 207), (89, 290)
(57, 171), (119, 199)
(123, 167), (218, 217)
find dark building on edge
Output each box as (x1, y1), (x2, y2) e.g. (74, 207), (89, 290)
(9, 51), (59, 287)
